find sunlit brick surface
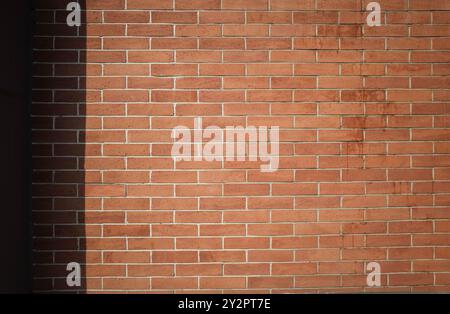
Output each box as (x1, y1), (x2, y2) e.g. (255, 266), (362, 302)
(32, 0), (450, 293)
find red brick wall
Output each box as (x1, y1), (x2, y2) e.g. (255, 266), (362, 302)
(32, 0), (450, 293)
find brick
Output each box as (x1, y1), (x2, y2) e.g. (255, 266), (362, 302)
(32, 0), (450, 294)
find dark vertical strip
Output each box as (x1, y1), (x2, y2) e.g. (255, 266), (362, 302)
(0, 1), (32, 293)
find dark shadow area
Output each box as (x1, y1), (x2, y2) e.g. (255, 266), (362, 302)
(31, 0), (86, 293)
(0, 1), (32, 294)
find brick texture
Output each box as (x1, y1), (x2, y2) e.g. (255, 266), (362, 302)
(32, 0), (450, 293)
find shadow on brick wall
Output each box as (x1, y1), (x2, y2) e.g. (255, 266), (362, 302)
(31, 0), (86, 293)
